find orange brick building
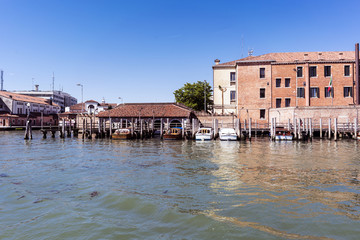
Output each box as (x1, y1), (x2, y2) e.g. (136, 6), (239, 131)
(213, 48), (360, 125)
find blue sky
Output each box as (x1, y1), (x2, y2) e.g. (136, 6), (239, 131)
(0, 0), (359, 104)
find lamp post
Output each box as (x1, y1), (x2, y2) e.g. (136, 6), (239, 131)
(76, 83), (83, 113)
(118, 97), (124, 105)
(204, 80), (207, 112)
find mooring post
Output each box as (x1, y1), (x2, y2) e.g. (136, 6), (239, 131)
(140, 119), (143, 139)
(294, 118), (297, 139)
(288, 119), (291, 131)
(249, 118), (252, 140)
(320, 118), (323, 138)
(158, 118), (162, 139)
(255, 119), (257, 136)
(354, 118), (358, 139)
(181, 119), (185, 139)
(328, 118), (331, 139)
(334, 118), (338, 141)
(298, 119), (302, 140)
(109, 118), (113, 139)
(309, 118), (313, 140)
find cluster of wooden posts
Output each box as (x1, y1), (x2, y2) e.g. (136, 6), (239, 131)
(269, 117), (360, 141)
(25, 116), (360, 141)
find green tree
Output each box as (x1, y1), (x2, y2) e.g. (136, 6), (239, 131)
(174, 81), (213, 112)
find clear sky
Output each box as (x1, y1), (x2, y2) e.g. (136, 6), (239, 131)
(1, 0), (359, 104)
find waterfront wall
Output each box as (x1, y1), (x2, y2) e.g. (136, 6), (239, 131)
(269, 106), (360, 124)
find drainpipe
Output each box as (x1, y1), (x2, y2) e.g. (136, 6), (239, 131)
(356, 43), (359, 105)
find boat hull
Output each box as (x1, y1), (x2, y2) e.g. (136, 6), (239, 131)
(219, 135), (238, 141)
(112, 133), (132, 140)
(275, 135), (293, 141)
(163, 134), (182, 140)
(195, 135), (213, 141)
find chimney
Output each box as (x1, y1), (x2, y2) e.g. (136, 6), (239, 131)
(35, 84), (39, 91)
(304, 53), (309, 61)
(318, 52), (323, 61)
(339, 52), (344, 60)
(214, 59), (220, 65)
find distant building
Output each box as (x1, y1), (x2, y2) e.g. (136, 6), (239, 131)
(0, 91), (60, 127)
(13, 85), (77, 112)
(213, 49), (360, 124)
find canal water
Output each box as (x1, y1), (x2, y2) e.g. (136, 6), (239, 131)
(0, 131), (360, 240)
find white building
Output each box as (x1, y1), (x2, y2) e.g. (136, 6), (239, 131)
(0, 91), (60, 115)
(14, 85), (77, 112)
(212, 59), (237, 115)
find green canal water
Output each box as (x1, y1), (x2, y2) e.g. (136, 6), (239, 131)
(1, 131), (360, 240)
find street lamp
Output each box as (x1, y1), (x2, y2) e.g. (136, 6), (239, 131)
(76, 83), (83, 113)
(118, 97), (124, 105)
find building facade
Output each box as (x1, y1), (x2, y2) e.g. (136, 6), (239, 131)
(213, 50), (360, 124)
(14, 86), (77, 112)
(0, 91), (60, 127)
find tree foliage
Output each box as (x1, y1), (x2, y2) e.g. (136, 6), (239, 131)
(173, 81), (213, 112)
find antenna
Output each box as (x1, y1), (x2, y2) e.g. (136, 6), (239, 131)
(248, 48), (254, 56)
(1, 70), (3, 91)
(52, 72), (55, 92)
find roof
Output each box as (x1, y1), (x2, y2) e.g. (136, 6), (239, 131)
(214, 51), (358, 67)
(85, 100), (99, 103)
(0, 91), (60, 107)
(97, 103), (195, 118)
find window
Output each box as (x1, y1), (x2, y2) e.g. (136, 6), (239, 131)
(260, 68), (265, 78)
(344, 87), (353, 98)
(297, 67), (303, 77)
(230, 72), (236, 83)
(276, 98), (281, 108)
(297, 88), (305, 98)
(260, 88), (265, 98)
(230, 91), (236, 102)
(324, 66), (331, 77)
(309, 66), (317, 77)
(285, 98), (291, 107)
(344, 65), (350, 76)
(0, 104), (3, 109)
(325, 87), (334, 98)
(276, 78), (281, 88)
(310, 87), (319, 98)
(285, 78), (290, 88)
(260, 109), (266, 119)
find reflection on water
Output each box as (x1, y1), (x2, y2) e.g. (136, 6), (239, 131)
(0, 132), (360, 239)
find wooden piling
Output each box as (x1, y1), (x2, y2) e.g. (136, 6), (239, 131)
(354, 118), (358, 139)
(309, 118), (313, 140)
(249, 118), (252, 140)
(109, 118), (113, 139)
(334, 118), (337, 141)
(320, 118), (323, 138)
(328, 118), (331, 139)
(294, 118), (297, 139)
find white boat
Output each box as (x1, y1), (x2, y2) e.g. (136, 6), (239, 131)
(195, 127), (213, 141)
(219, 128), (238, 141)
(275, 128), (293, 141)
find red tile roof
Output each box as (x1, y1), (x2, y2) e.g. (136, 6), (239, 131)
(0, 91), (59, 107)
(214, 51), (358, 67)
(97, 103), (194, 118)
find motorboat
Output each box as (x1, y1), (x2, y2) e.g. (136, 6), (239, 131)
(195, 127), (213, 141)
(112, 128), (132, 140)
(275, 128), (293, 141)
(163, 127), (182, 140)
(219, 128), (237, 141)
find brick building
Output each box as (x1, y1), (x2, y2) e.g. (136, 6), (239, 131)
(213, 48), (360, 125)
